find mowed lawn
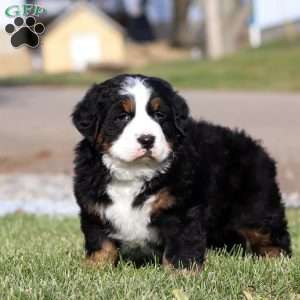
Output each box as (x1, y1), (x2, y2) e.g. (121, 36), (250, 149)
(138, 39), (300, 91)
(0, 210), (299, 300)
(1, 39), (300, 91)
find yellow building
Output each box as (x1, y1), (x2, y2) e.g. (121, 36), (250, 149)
(0, 30), (33, 77)
(42, 2), (126, 73)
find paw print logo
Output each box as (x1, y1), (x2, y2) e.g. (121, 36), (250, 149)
(5, 16), (45, 48)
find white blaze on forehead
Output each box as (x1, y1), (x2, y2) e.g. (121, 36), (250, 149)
(120, 77), (152, 109)
(106, 76), (171, 165)
(120, 76), (158, 138)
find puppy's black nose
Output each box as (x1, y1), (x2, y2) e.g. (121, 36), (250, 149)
(137, 134), (155, 149)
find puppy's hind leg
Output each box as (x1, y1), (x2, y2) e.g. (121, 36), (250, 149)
(232, 155), (292, 257)
(238, 226), (291, 257)
(235, 190), (291, 257)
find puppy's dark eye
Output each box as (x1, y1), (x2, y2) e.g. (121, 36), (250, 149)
(115, 113), (131, 123)
(153, 111), (166, 121)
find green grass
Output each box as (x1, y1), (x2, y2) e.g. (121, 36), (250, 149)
(138, 39), (300, 91)
(1, 39), (300, 91)
(0, 72), (109, 87)
(0, 210), (299, 300)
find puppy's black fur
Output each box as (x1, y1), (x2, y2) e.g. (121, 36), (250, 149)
(73, 74), (291, 269)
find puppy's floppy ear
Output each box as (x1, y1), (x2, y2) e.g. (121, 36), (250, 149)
(72, 84), (103, 141)
(171, 92), (189, 137)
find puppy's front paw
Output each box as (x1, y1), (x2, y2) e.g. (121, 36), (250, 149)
(162, 254), (203, 275)
(86, 240), (119, 267)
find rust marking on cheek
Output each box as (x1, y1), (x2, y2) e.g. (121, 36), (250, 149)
(239, 229), (282, 257)
(86, 240), (119, 266)
(96, 132), (103, 144)
(121, 98), (134, 113)
(96, 131), (111, 152)
(151, 188), (175, 216)
(150, 97), (161, 111)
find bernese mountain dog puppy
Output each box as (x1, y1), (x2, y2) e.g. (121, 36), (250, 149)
(72, 74), (291, 270)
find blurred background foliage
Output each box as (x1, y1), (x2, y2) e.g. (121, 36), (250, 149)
(0, 0), (299, 89)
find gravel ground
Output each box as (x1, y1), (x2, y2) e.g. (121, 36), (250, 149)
(0, 174), (299, 216)
(0, 174), (78, 216)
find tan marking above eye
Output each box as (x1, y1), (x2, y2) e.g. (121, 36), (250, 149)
(95, 131), (112, 151)
(121, 98), (135, 113)
(150, 97), (161, 111)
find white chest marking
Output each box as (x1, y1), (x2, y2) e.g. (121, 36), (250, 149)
(104, 178), (159, 247)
